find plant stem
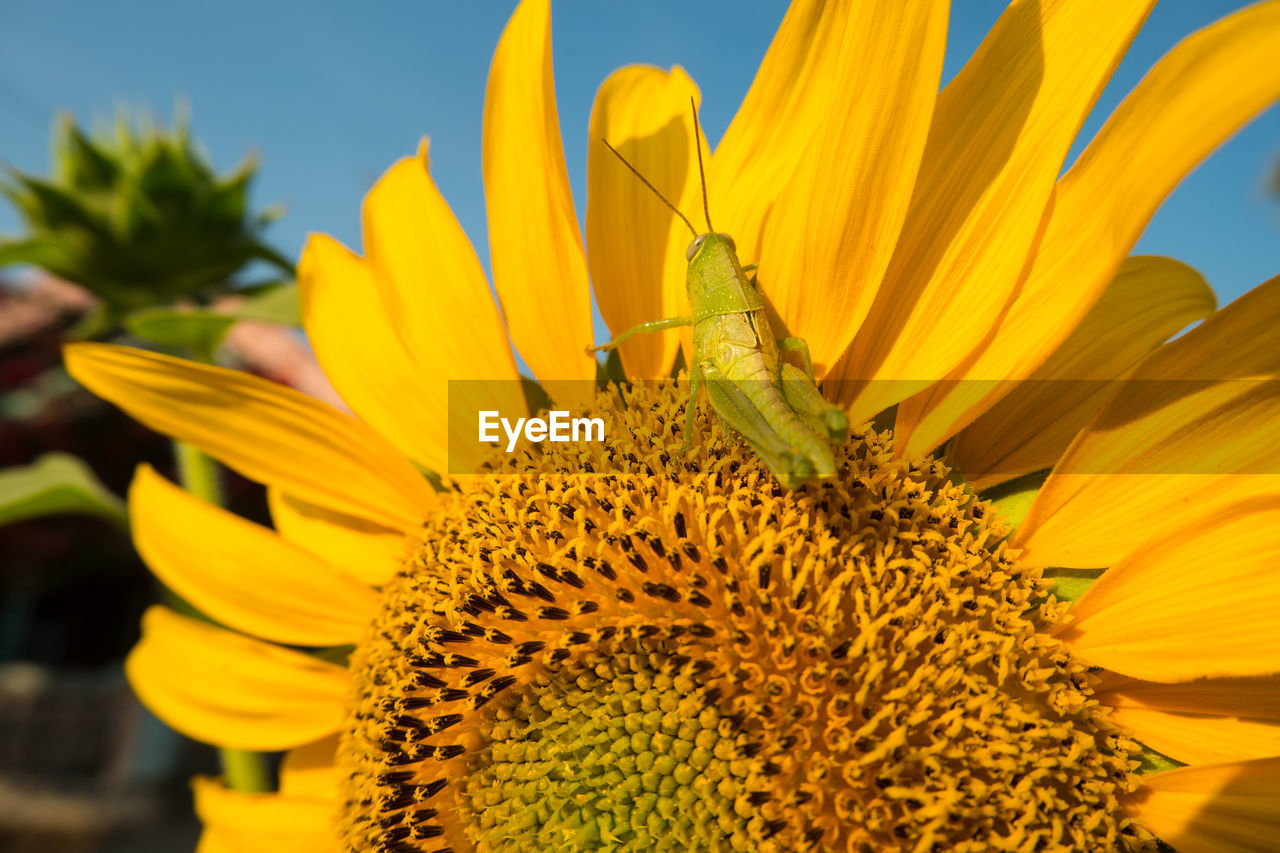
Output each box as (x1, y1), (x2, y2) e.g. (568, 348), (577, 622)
(219, 747), (272, 793)
(173, 439), (272, 793)
(174, 441), (224, 506)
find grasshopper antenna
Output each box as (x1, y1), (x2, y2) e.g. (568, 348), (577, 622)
(601, 138), (698, 238)
(689, 97), (713, 232)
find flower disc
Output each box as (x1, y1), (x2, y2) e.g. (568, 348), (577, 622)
(342, 383), (1149, 852)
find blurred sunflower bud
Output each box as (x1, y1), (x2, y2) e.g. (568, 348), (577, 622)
(0, 108), (292, 326)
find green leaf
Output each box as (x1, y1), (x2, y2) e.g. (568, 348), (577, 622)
(65, 303), (119, 340)
(207, 158), (256, 224)
(521, 375), (554, 417)
(0, 237), (73, 270)
(256, 202), (286, 227)
(311, 645), (355, 667)
(234, 282), (300, 325)
(1044, 568), (1103, 603)
(0, 453), (127, 528)
(232, 278), (293, 297)
(122, 283), (300, 357)
(124, 308), (237, 360)
(1136, 746), (1184, 777)
(10, 173), (106, 234)
(870, 404), (898, 435)
(978, 468), (1051, 531)
(57, 118), (120, 190)
(250, 241), (297, 276)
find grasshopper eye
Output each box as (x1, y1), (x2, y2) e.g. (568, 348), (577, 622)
(685, 235), (706, 261)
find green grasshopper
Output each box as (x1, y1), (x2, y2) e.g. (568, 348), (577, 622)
(587, 104), (849, 488)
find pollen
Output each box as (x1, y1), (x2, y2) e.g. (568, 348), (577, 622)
(339, 382), (1152, 852)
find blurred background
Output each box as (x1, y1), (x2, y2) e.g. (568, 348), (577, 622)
(1, 1), (1277, 850)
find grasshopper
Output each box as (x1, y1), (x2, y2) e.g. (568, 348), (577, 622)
(587, 103), (849, 488)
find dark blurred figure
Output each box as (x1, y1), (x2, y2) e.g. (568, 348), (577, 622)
(0, 274), (241, 852)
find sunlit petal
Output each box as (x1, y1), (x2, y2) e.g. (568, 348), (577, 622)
(484, 0), (594, 398)
(948, 257), (1214, 489)
(363, 142), (526, 474)
(710, 1), (849, 272)
(127, 607), (346, 751)
(280, 734), (344, 800)
(1054, 496), (1280, 681)
(299, 233), (442, 469)
(1129, 757), (1280, 853)
(752, 0), (947, 373)
(267, 488), (405, 587)
(830, 0), (1156, 420)
(586, 65), (703, 379)
(131, 465), (377, 646)
(1097, 674), (1280, 765)
(193, 776), (340, 853)
(1016, 274), (1280, 568)
(64, 343), (434, 531)
(895, 0), (1280, 454)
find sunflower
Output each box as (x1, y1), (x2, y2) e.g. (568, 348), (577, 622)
(65, 1), (1280, 851)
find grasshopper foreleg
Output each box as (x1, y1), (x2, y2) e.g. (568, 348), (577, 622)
(585, 316), (693, 354)
(777, 336), (816, 381)
(673, 363), (704, 459)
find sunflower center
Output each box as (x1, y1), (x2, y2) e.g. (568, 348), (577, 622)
(462, 648), (775, 851)
(340, 382), (1148, 853)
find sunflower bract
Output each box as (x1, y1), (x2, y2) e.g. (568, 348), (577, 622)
(0, 111), (290, 312)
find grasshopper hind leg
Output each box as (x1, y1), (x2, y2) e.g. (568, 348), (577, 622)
(779, 363), (850, 446)
(699, 362), (820, 489)
(777, 336), (817, 381)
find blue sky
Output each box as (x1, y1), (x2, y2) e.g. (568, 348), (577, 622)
(2, 0), (1277, 326)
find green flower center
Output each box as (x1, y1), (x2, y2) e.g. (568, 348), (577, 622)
(463, 649), (776, 851)
(339, 382), (1152, 853)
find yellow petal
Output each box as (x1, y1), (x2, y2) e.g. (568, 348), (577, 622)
(585, 65), (702, 380)
(895, 1), (1280, 455)
(64, 343), (434, 532)
(829, 0), (1157, 420)
(193, 776), (341, 853)
(127, 606), (346, 751)
(708, 1), (850, 278)
(1130, 757), (1280, 853)
(948, 257), (1215, 490)
(280, 734), (343, 800)
(130, 465), (377, 646)
(363, 142), (526, 474)
(299, 232), (442, 469)
(750, 0), (947, 374)
(1113, 708), (1280, 767)
(483, 0), (594, 398)
(1015, 273), (1280, 568)
(1098, 672), (1280, 765)
(268, 488), (405, 587)
(1053, 495), (1280, 681)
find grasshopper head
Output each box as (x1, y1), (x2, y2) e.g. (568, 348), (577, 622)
(685, 232), (736, 262)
